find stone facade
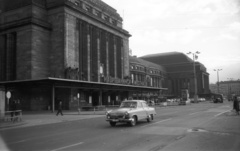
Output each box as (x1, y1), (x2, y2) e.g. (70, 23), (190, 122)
(0, 0), (136, 111)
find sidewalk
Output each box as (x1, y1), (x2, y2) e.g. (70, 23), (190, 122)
(0, 110), (106, 130)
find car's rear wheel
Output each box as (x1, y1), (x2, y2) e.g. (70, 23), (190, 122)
(147, 115), (151, 122)
(147, 114), (153, 122)
(129, 116), (137, 126)
(110, 122), (116, 127)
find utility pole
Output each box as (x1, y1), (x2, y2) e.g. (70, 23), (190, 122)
(187, 51), (200, 103)
(214, 69), (222, 94)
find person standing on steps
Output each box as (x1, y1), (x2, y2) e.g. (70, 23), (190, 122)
(56, 101), (63, 116)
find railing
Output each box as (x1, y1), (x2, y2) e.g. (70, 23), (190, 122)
(2, 110), (22, 122)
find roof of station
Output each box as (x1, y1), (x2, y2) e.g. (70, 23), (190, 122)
(140, 51), (193, 66)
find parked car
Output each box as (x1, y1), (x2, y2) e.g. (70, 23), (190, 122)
(179, 99), (191, 105)
(198, 98), (206, 102)
(213, 98), (223, 103)
(106, 100), (156, 127)
(190, 98), (198, 103)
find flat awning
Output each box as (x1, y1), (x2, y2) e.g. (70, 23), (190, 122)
(0, 77), (168, 92)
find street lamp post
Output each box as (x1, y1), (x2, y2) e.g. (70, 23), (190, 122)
(214, 69), (222, 94)
(227, 78), (233, 100)
(187, 51), (200, 103)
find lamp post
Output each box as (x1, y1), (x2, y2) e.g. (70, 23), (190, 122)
(214, 69), (222, 94)
(187, 51), (200, 103)
(77, 93), (80, 114)
(227, 78), (233, 100)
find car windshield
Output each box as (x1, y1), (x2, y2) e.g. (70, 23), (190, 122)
(120, 102), (137, 108)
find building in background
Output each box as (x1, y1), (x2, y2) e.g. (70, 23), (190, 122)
(129, 56), (168, 102)
(219, 80), (240, 99)
(140, 52), (210, 98)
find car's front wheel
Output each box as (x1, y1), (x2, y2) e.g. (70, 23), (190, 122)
(129, 116), (137, 126)
(110, 122), (116, 127)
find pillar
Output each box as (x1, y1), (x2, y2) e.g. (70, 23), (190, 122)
(113, 36), (117, 78)
(52, 84), (55, 112)
(97, 29), (101, 82)
(108, 95), (110, 105)
(106, 33), (109, 77)
(99, 90), (102, 106)
(121, 39), (124, 79)
(0, 89), (5, 117)
(89, 95), (92, 104)
(87, 25), (91, 81)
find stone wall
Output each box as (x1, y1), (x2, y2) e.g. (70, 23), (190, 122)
(31, 26), (50, 79)
(48, 10), (65, 78)
(17, 27), (32, 80)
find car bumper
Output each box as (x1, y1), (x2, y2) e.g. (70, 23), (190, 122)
(106, 118), (133, 123)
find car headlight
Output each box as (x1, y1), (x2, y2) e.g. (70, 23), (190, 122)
(106, 111), (112, 119)
(106, 110), (112, 115)
(124, 112), (130, 119)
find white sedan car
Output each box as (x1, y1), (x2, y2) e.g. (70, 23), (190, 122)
(106, 100), (156, 127)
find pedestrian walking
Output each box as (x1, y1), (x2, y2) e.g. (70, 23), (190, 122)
(233, 96), (239, 115)
(56, 101), (63, 116)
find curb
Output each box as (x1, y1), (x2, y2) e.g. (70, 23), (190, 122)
(0, 121), (27, 129)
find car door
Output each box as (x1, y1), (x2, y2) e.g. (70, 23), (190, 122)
(141, 102), (150, 119)
(134, 102), (145, 120)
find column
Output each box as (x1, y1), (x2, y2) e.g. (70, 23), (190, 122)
(106, 33), (109, 77)
(0, 90), (5, 117)
(52, 84), (55, 112)
(97, 29), (101, 82)
(99, 90), (102, 106)
(87, 25), (91, 81)
(78, 20), (83, 80)
(108, 95), (111, 105)
(89, 95), (92, 104)
(113, 36), (117, 78)
(121, 39), (124, 79)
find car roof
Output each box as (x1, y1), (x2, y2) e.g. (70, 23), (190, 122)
(122, 100), (146, 103)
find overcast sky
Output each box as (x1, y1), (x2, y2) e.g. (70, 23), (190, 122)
(102, 0), (240, 84)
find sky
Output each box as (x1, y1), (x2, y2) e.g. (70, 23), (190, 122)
(102, 0), (240, 84)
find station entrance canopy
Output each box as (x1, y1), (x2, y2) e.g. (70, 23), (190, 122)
(0, 77), (167, 112)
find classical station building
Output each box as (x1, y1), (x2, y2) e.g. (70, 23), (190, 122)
(129, 56), (168, 101)
(140, 52), (210, 98)
(0, 0), (166, 112)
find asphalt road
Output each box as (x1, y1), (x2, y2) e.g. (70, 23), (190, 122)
(0, 101), (239, 151)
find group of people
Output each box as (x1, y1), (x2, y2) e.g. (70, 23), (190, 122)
(233, 96), (239, 115)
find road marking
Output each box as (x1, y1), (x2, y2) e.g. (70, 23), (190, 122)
(214, 110), (231, 117)
(141, 118), (172, 127)
(50, 142), (84, 151)
(8, 139), (30, 145)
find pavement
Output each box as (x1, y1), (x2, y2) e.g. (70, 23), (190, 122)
(0, 110), (106, 129)
(0, 104), (177, 130)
